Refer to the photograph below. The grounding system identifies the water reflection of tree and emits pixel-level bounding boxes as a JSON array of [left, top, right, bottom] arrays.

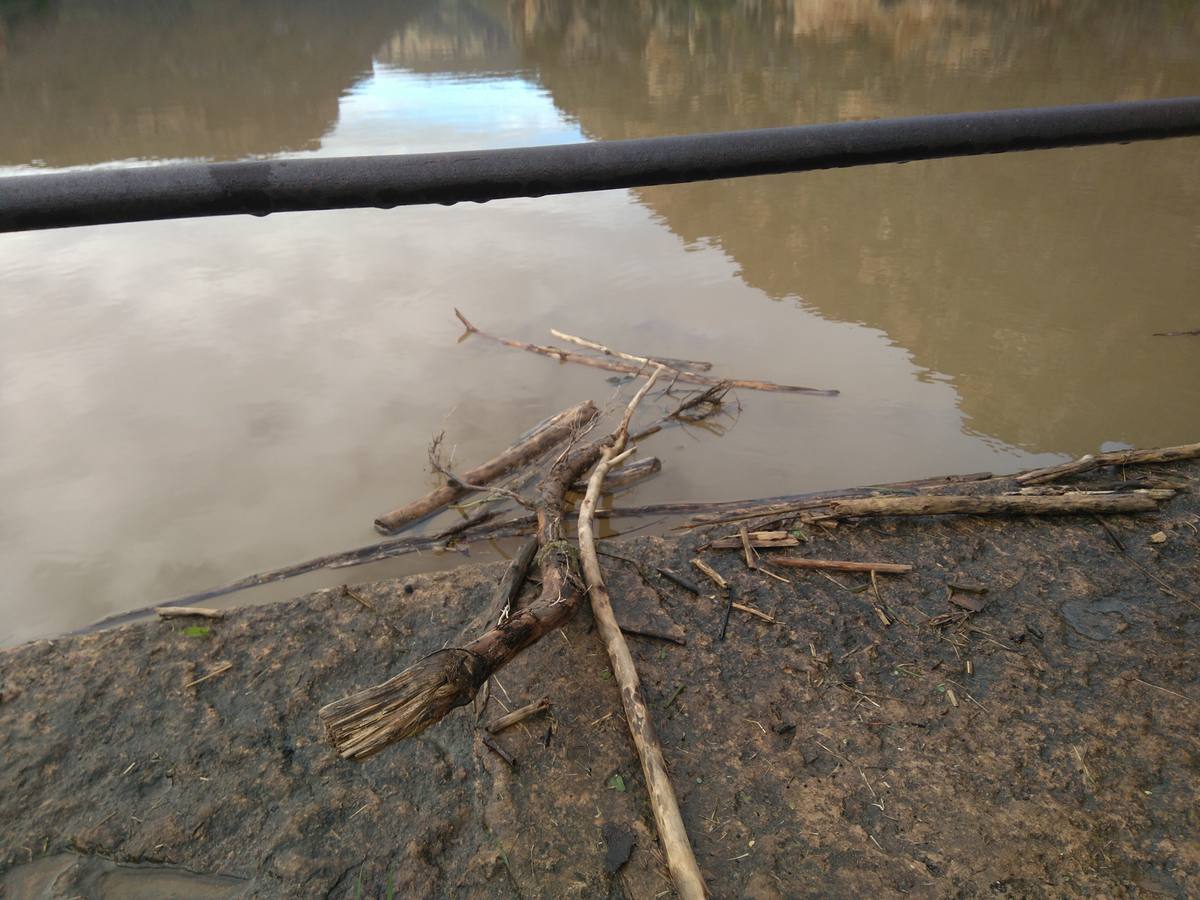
[[0, 0, 433, 165], [510, 0, 1200, 454]]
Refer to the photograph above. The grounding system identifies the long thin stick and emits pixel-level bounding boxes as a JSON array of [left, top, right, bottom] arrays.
[[770, 558, 913, 574], [807, 492, 1163, 521], [456, 309, 837, 396], [1015, 442, 1200, 485], [374, 400, 599, 533], [549, 328, 714, 371], [577, 367, 707, 900]]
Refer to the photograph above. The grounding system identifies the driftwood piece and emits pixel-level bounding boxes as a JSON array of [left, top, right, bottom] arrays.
[[485, 698, 551, 734], [577, 367, 708, 900], [549, 328, 714, 371], [807, 492, 1162, 522], [455, 309, 838, 396], [770, 558, 913, 575], [374, 400, 599, 534], [684, 471, 998, 528], [1014, 442, 1200, 486], [321, 380, 664, 760], [155, 606, 227, 619]]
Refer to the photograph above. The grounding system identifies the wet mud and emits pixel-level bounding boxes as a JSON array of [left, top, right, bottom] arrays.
[[2, 462, 1198, 898]]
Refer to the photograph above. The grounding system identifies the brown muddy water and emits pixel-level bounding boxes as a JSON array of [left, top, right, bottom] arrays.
[[1, 0, 1199, 645]]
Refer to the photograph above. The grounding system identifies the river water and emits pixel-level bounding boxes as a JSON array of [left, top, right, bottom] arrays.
[[2, 0, 1198, 644]]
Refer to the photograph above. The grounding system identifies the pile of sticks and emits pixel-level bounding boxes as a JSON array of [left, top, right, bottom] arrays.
[[149, 311, 1198, 898], [320, 365, 710, 897]]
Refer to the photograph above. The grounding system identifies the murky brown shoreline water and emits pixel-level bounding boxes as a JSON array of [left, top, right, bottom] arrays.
[[2, 0, 1199, 643]]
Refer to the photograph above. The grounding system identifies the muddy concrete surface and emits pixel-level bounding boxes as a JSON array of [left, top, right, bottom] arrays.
[[2, 462, 1198, 898]]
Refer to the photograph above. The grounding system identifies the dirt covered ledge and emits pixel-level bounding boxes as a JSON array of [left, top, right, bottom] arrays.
[[2, 464, 1199, 898]]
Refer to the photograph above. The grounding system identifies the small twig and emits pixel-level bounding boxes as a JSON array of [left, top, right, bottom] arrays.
[[480, 732, 516, 767], [1133, 677, 1193, 702], [185, 661, 233, 689], [731, 602, 776, 624], [718, 592, 735, 641], [485, 698, 551, 734], [656, 567, 702, 595]]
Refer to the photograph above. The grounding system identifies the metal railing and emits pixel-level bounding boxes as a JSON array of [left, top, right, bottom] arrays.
[[1, 97, 1199, 234]]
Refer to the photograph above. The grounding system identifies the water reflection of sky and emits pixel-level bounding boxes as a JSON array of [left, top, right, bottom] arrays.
[[320, 67, 586, 154]]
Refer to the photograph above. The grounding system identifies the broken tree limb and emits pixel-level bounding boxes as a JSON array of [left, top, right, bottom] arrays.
[[549, 328, 714, 372], [1014, 442, 1200, 485], [321, 377, 664, 759], [1153, 328, 1200, 337], [374, 400, 599, 534], [807, 492, 1162, 522], [455, 309, 838, 396], [770, 558, 913, 575], [576, 367, 707, 900]]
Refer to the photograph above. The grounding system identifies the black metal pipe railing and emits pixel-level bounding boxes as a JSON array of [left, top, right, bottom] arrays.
[[2, 97, 1199, 234]]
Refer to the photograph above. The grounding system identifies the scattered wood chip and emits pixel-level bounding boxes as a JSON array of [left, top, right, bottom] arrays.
[[1150, 531, 1167, 544], [691, 558, 729, 591]]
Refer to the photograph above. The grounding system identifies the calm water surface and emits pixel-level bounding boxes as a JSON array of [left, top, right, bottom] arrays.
[[2, 1, 1199, 643]]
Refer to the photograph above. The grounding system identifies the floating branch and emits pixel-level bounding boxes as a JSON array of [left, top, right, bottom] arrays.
[[549, 328, 713, 371], [375, 400, 599, 534], [455, 309, 837, 396]]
